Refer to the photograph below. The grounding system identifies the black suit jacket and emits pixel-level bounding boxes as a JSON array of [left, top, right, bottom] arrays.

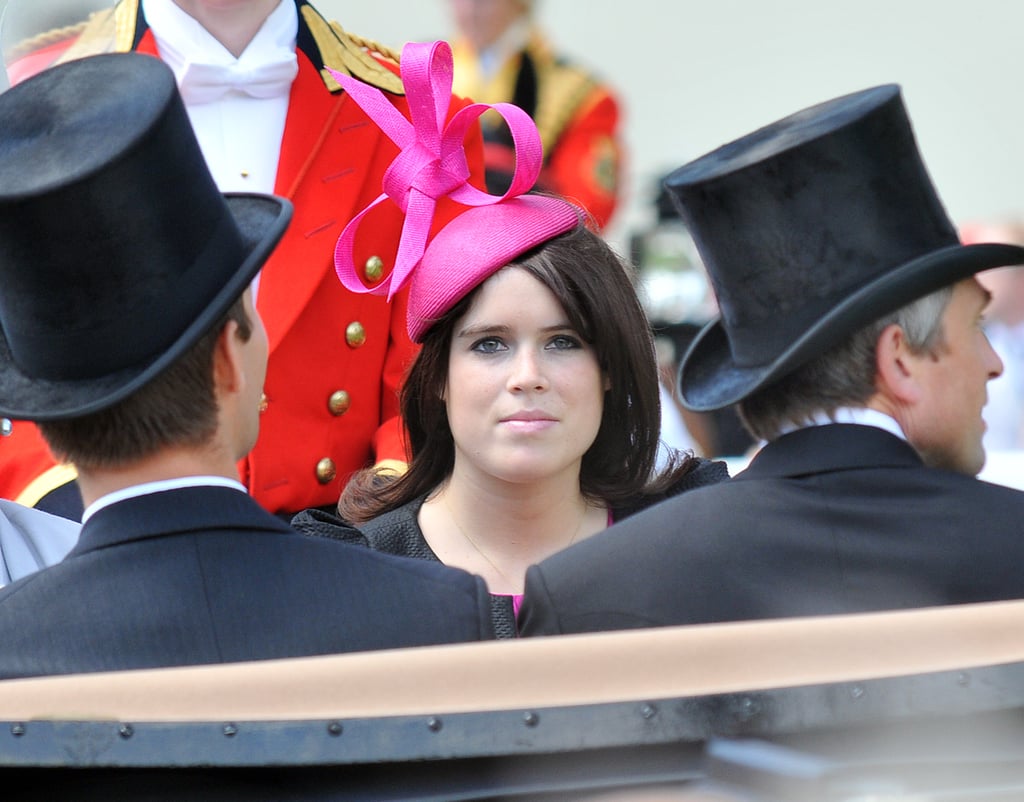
[[520, 424, 1024, 635], [0, 486, 493, 678]]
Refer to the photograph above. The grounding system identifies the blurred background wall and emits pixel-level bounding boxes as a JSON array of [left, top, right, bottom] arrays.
[[324, 0, 1023, 253]]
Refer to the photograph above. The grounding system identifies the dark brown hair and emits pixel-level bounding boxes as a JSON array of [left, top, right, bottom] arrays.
[[39, 298, 252, 469], [339, 222, 701, 522]]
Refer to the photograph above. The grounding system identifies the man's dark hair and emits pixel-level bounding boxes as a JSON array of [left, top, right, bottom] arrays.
[[40, 298, 252, 469]]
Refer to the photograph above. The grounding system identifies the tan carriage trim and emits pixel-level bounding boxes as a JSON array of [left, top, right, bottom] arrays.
[[2, 599, 1023, 721]]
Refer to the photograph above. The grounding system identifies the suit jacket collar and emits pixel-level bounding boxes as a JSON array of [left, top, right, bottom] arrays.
[[69, 485, 290, 557], [739, 424, 924, 481]]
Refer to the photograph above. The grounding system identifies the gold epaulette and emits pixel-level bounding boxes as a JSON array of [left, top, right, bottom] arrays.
[[38, 0, 137, 66], [58, 1, 136, 62], [301, 5, 404, 95], [7, 21, 83, 62]]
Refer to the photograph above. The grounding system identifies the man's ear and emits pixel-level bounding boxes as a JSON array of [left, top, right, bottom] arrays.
[[212, 320, 245, 396], [874, 323, 923, 405]]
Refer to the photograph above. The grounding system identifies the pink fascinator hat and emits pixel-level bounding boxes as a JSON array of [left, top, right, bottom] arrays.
[[331, 40, 581, 342]]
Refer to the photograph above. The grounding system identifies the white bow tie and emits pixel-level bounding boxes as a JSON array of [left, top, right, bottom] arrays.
[[178, 57, 298, 105]]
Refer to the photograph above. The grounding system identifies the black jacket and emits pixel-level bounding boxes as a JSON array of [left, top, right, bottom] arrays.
[[519, 425, 1024, 635], [0, 486, 493, 679]]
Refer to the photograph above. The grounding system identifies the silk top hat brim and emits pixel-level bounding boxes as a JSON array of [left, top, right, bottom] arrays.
[[665, 85, 1024, 412], [0, 53, 292, 421]]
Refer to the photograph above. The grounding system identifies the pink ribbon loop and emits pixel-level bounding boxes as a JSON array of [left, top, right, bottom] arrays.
[[331, 40, 545, 300]]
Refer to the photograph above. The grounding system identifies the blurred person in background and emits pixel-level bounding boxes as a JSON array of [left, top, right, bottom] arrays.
[[630, 174, 756, 460], [446, 0, 623, 229]]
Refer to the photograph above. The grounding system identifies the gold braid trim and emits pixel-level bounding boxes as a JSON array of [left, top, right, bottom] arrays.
[[343, 30, 401, 67], [14, 464, 78, 510], [373, 459, 408, 477], [10, 1, 136, 66], [8, 21, 87, 60], [54, 6, 123, 64], [113, 0, 139, 52], [301, 5, 404, 95]]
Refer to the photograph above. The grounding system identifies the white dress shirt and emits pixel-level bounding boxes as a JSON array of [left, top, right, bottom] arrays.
[[143, 0, 296, 193], [800, 407, 908, 441]]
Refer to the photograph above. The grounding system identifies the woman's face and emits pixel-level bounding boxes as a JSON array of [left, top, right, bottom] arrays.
[[448, 0, 528, 52], [444, 267, 606, 487]]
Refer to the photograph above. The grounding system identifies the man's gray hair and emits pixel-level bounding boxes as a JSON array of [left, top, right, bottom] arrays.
[[738, 285, 954, 441]]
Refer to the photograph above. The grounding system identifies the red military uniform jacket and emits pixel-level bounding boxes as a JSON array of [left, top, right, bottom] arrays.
[[0, 0, 482, 516], [450, 28, 622, 230]]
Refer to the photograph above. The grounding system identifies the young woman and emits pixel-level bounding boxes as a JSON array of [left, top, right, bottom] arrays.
[[292, 41, 727, 636]]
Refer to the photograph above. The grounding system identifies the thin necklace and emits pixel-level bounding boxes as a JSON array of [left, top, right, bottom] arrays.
[[444, 496, 586, 585]]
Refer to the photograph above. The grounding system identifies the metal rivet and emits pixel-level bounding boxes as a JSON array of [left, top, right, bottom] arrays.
[[118, 724, 134, 739], [957, 672, 971, 687], [641, 703, 658, 720], [850, 684, 865, 700], [327, 722, 343, 737], [10, 723, 25, 737], [0, 418, 11, 437], [523, 711, 540, 727], [345, 321, 367, 348], [223, 724, 238, 738], [427, 717, 442, 733], [735, 697, 758, 721], [364, 255, 384, 283]]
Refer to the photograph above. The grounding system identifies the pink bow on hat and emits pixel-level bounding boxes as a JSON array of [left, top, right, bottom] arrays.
[[331, 40, 547, 301]]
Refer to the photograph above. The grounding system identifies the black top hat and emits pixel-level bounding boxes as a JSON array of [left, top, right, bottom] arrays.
[[665, 84, 1024, 412], [0, 53, 292, 420]]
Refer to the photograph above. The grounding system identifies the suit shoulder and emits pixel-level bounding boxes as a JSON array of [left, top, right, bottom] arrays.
[[351, 540, 478, 587], [308, 536, 492, 636], [960, 473, 1024, 503]]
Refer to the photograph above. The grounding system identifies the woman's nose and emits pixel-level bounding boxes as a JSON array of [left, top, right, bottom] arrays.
[[507, 348, 548, 392]]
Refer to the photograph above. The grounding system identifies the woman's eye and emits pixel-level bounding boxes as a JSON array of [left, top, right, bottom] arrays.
[[471, 337, 506, 354], [548, 334, 581, 350]]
